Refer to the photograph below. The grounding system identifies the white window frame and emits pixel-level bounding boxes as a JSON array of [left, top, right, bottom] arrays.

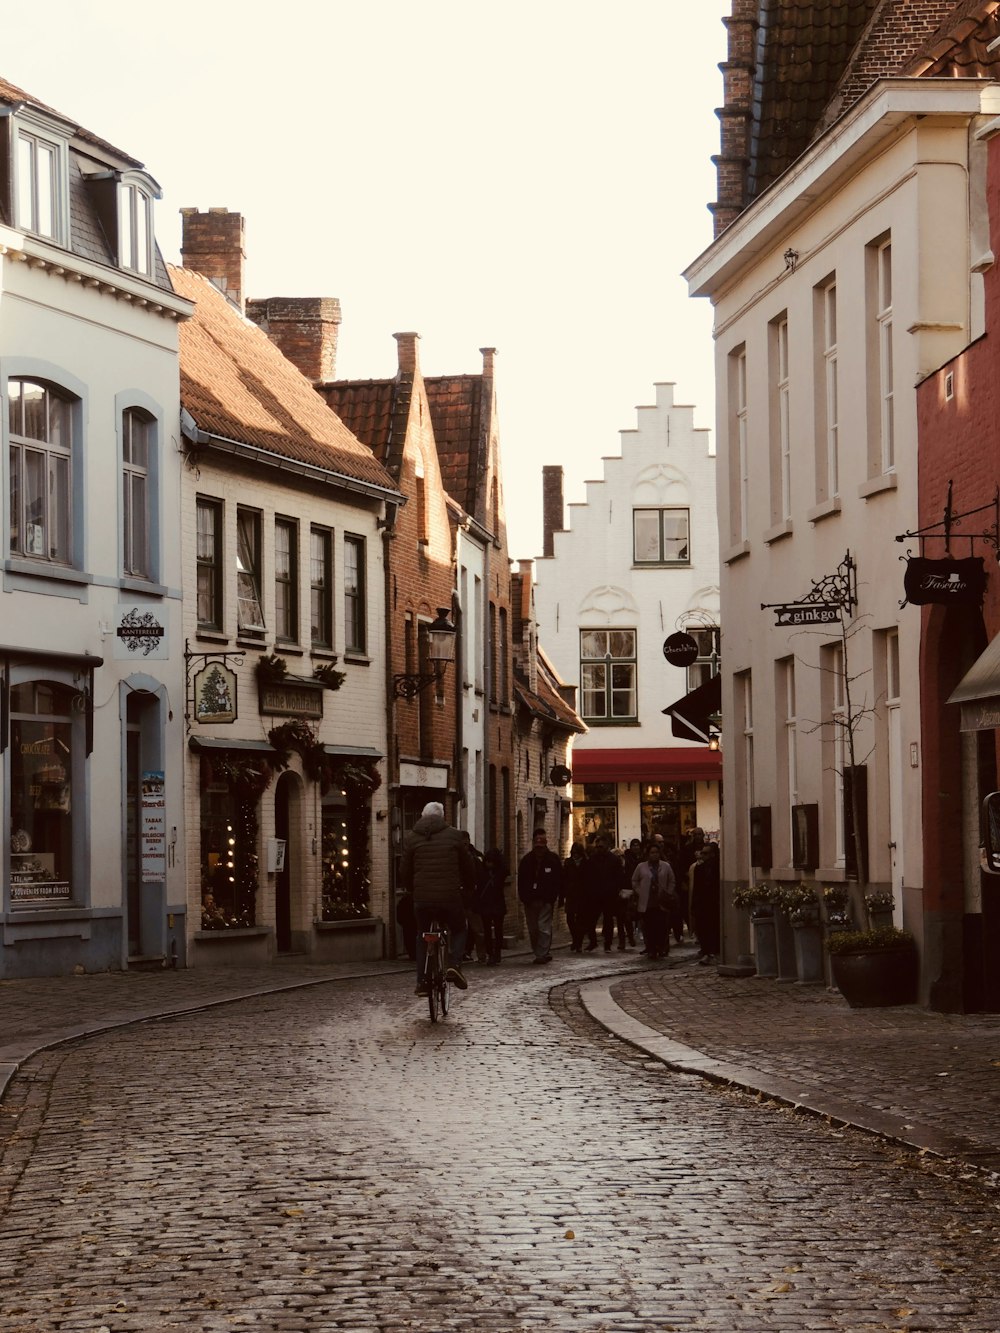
[[13, 119, 68, 244], [122, 407, 151, 580], [196, 497, 223, 631], [777, 317, 791, 521], [877, 240, 894, 474], [236, 507, 266, 637], [737, 348, 749, 542], [118, 176, 155, 277], [8, 378, 73, 566], [344, 533, 367, 654], [823, 281, 839, 499]]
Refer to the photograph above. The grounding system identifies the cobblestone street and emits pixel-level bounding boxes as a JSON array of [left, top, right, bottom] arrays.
[[2, 962, 1000, 1331]]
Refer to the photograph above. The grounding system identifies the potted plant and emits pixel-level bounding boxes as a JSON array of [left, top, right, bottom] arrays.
[[865, 890, 895, 930], [256, 652, 288, 686], [733, 882, 778, 978], [313, 661, 347, 691], [778, 883, 823, 984], [826, 926, 918, 1007], [822, 883, 853, 933]]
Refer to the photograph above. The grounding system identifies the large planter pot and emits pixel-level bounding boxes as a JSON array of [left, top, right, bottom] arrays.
[[751, 911, 778, 979], [830, 944, 918, 1008], [774, 910, 798, 983], [791, 918, 824, 985]]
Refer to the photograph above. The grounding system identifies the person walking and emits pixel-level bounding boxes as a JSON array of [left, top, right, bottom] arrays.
[[400, 801, 476, 995], [632, 841, 677, 961], [480, 847, 508, 965], [690, 840, 722, 964], [517, 828, 561, 964], [562, 841, 591, 952], [583, 833, 628, 951]]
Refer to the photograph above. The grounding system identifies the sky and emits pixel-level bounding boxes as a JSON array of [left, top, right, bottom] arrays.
[[4, 0, 729, 560]]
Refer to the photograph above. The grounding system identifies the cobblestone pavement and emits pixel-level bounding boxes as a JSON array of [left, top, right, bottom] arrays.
[[597, 962, 1000, 1178], [2, 957, 1000, 1330]]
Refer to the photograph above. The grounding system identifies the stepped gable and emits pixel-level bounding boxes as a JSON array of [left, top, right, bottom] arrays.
[[170, 265, 397, 493], [424, 374, 485, 521]]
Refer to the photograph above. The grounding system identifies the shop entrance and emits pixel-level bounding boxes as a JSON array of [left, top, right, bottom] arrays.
[[640, 782, 697, 851]]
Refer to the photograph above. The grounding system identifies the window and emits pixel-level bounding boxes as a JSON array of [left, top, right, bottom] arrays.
[[572, 782, 618, 850], [118, 179, 154, 276], [344, 534, 366, 653], [122, 409, 151, 578], [274, 517, 298, 643], [876, 240, 894, 473], [770, 314, 791, 523], [686, 625, 720, 692], [9, 681, 78, 906], [236, 508, 265, 636], [15, 126, 64, 241], [580, 629, 637, 722], [633, 508, 690, 564], [829, 642, 847, 866], [310, 526, 333, 649], [817, 279, 839, 500], [9, 379, 72, 564], [729, 346, 749, 544], [498, 607, 509, 706], [781, 658, 798, 855], [196, 498, 223, 631]]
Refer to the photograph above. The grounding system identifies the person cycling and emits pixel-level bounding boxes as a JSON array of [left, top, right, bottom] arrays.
[[400, 801, 476, 996]]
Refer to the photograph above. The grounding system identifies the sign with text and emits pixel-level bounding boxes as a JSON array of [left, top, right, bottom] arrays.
[[114, 604, 168, 659], [141, 771, 166, 883], [258, 681, 324, 719], [903, 556, 986, 607], [773, 603, 841, 627]]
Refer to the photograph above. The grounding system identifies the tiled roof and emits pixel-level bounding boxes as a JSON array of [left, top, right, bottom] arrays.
[[0, 74, 143, 167], [320, 379, 397, 459], [170, 266, 399, 495], [739, 2, 1000, 206], [514, 650, 585, 735], [424, 375, 485, 519]]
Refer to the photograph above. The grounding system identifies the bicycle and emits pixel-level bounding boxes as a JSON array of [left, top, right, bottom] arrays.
[[422, 920, 451, 1022]]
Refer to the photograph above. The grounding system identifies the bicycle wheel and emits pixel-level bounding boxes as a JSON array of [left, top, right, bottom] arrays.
[[427, 974, 439, 1022], [439, 972, 450, 1017], [426, 944, 440, 1022]]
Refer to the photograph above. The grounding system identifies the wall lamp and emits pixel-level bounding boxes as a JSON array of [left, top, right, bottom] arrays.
[[392, 608, 457, 699], [708, 728, 722, 753]]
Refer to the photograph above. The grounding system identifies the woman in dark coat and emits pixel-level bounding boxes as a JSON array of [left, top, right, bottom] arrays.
[[562, 841, 592, 952], [690, 842, 721, 963]]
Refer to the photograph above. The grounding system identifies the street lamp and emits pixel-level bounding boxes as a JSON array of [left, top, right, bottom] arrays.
[[392, 608, 457, 699]]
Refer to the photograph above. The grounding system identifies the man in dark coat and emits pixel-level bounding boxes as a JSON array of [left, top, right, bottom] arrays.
[[583, 833, 628, 951], [400, 801, 476, 994], [517, 827, 561, 963]]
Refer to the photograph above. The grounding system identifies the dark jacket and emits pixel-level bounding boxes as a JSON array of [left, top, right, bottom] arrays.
[[477, 850, 508, 917], [582, 848, 625, 908], [517, 847, 562, 904], [400, 814, 476, 911]]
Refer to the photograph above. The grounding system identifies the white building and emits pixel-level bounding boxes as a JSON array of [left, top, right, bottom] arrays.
[[0, 75, 190, 976], [685, 58, 999, 988], [532, 382, 720, 853]]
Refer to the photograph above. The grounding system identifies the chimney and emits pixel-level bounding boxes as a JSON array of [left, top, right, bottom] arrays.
[[394, 331, 421, 376], [180, 208, 246, 313], [542, 465, 564, 558], [246, 297, 342, 384]]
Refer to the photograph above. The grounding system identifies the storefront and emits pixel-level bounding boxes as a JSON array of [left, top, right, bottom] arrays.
[[570, 747, 722, 852]]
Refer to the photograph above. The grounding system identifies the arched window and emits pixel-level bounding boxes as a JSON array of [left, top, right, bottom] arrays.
[[8, 379, 73, 564]]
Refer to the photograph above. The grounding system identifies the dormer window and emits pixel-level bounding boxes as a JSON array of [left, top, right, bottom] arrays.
[[118, 177, 154, 276], [14, 123, 67, 243]]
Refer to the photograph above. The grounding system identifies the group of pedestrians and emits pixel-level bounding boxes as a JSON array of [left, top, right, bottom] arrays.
[[397, 801, 722, 995]]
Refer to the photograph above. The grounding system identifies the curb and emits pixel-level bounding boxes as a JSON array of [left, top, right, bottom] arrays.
[[578, 976, 1000, 1181]]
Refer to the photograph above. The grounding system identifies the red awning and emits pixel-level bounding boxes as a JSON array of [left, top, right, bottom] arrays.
[[570, 747, 722, 784]]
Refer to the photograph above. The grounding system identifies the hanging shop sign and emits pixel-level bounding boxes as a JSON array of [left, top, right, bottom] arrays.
[[193, 663, 238, 724], [114, 604, 168, 660], [258, 679, 324, 720], [762, 551, 858, 629], [662, 632, 699, 667], [902, 556, 985, 607]]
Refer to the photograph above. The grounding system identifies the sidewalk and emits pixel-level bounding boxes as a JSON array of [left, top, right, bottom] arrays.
[[585, 956, 1000, 1178], [3, 949, 1000, 1180]]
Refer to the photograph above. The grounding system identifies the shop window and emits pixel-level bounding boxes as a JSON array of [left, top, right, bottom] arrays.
[[640, 781, 696, 849], [321, 766, 376, 920], [571, 782, 618, 849], [199, 754, 271, 928], [9, 681, 78, 906]]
